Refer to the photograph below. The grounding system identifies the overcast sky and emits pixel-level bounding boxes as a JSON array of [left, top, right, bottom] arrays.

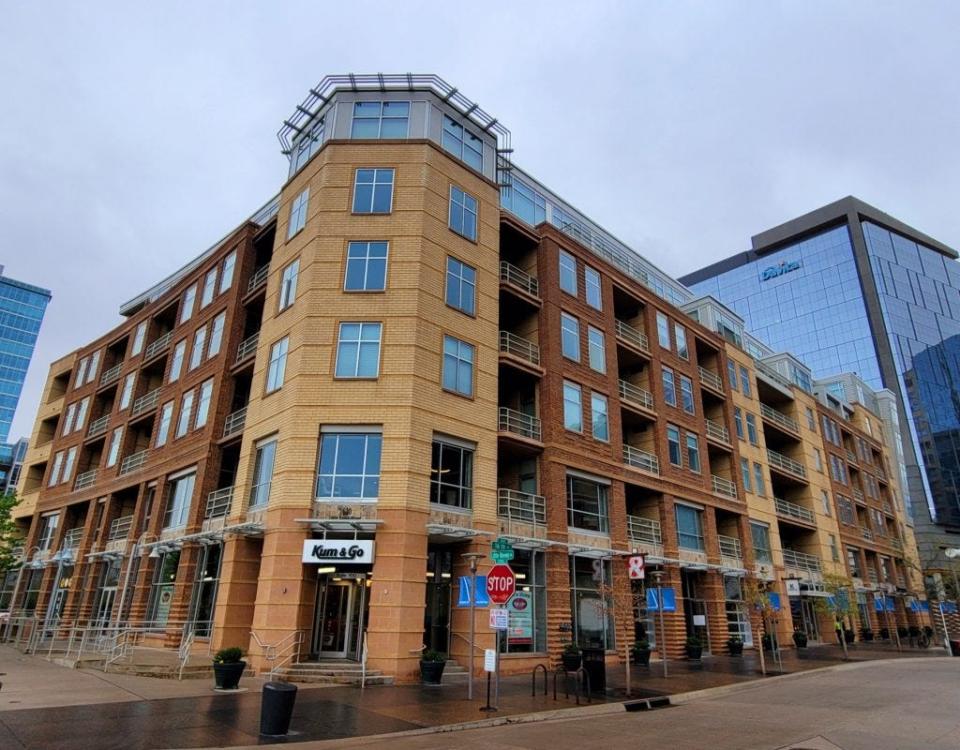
[[2, 1, 959, 439]]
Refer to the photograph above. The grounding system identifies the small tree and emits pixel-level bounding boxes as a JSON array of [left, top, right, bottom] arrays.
[[0, 493, 23, 574], [815, 573, 854, 660], [593, 575, 646, 696], [743, 578, 778, 676]]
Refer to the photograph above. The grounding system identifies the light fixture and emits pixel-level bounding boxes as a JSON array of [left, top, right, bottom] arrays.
[[441, 572, 451, 579], [426, 571, 435, 578], [514, 573, 527, 581], [316, 566, 336, 574]]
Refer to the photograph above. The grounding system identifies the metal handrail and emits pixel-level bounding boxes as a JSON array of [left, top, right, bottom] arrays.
[[853, 489, 865, 503], [626, 515, 661, 545], [774, 497, 815, 524], [235, 333, 259, 364], [247, 264, 270, 293], [499, 331, 540, 366], [499, 261, 539, 297], [705, 418, 730, 443], [497, 488, 546, 524], [622, 444, 659, 475], [718, 534, 742, 560], [698, 366, 723, 391], [74, 468, 98, 490], [250, 629, 304, 679], [99, 363, 122, 387], [223, 407, 247, 438], [87, 414, 110, 437], [767, 448, 807, 479], [498, 407, 541, 441], [711, 475, 737, 499], [618, 379, 654, 411], [205, 487, 234, 519], [119, 449, 148, 476], [861, 526, 874, 541], [132, 388, 160, 417], [144, 331, 172, 359], [108, 515, 134, 541], [846, 449, 857, 463], [614, 319, 650, 353], [782, 548, 822, 573], [759, 403, 800, 433]]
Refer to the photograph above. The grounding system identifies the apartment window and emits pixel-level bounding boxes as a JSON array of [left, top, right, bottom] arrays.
[[335, 323, 382, 378], [805, 407, 816, 431], [74, 397, 89, 432], [442, 336, 475, 397], [279, 259, 300, 310], [751, 522, 772, 564], [351, 100, 409, 138], [686, 434, 701, 472], [847, 548, 862, 579], [679, 375, 695, 414], [156, 402, 174, 447], [753, 463, 766, 497], [180, 284, 197, 324], [131, 322, 147, 356], [559, 250, 577, 295], [591, 393, 609, 442], [61, 447, 77, 484], [430, 439, 474, 509], [727, 360, 738, 391], [675, 504, 704, 551], [740, 457, 752, 492], [445, 257, 476, 315], [837, 496, 855, 525], [667, 425, 682, 466], [734, 407, 744, 439], [169, 340, 186, 382], [563, 381, 582, 432], [175, 390, 194, 439], [119, 372, 136, 410], [86, 351, 100, 384], [584, 266, 602, 310], [288, 188, 309, 238], [195, 379, 213, 429], [813, 448, 823, 472], [48, 451, 64, 487], [560, 313, 580, 361], [441, 115, 483, 171], [829, 534, 840, 562], [656, 312, 670, 349], [266, 337, 289, 392], [449, 186, 478, 242], [344, 242, 388, 291], [662, 367, 677, 407], [189, 326, 207, 370], [352, 168, 394, 214], [106, 427, 123, 467], [200, 268, 217, 308], [208, 312, 225, 358], [219, 250, 236, 293], [163, 472, 195, 530], [675, 325, 688, 359], [587, 327, 605, 373], [746, 413, 758, 445], [249, 438, 277, 508], [567, 475, 609, 533], [74, 358, 88, 389], [316, 432, 383, 501], [739, 366, 752, 396], [292, 121, 322, 174], [36, 513, 59, 552], [62, 403, 76, 436]]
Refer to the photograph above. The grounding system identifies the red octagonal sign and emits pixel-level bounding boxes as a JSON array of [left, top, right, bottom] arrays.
[[486, 564, 516, 605]]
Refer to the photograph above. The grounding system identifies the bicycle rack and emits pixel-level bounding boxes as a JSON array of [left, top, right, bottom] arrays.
[[531, 663, 548, 696], [553, 666, 591, 705]]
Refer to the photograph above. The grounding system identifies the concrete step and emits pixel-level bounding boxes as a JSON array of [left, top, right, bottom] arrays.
[[275, 673, 394, 686], [277, 660, 393, 686]]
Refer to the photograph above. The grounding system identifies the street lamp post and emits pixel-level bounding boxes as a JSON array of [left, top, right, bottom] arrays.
[[461, 552, 483, 701], [651, 569, 667, 678]]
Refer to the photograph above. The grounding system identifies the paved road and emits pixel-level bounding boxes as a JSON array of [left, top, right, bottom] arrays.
[[263, 658, 960, 750]]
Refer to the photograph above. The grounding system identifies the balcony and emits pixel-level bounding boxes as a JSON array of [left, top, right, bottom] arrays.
[[222, 407, 247, 439], [705, 418, 730, 444], [698, 366, 723, 393], [718, 534, 743, 566], [860, 526, 874, 541], [711, 475, 737, 500], [499, 261, 539, 299], [87, 414, 110, 438], [74, 468, 98, 491], [853, 488, 865, 504], [759, 403, 800, 435], [144, 331, 172, 360], [60, 527, 84, 555], [767, 448, 807, 480], [108, 514, 133, 542], [119, 449, 148, 476], [247, 264, 270, 293], [627, 515, 663, 557], [497, 488, 546, 526], [132, 388, 161, 417], [614, 319, 650, 355], [498, 407, 541, 442], [618, 379, 655, 413], [499, 331, 540, 368], [846, 449, 857, 464], [203, 487, 234, 532], [99, 363, 122, 387], [775, 497, 815, 525], [891, 538, 903, 551], [622, 445, 659, 475], [782, 548, 822, 575], [235, 332, 259, 365]]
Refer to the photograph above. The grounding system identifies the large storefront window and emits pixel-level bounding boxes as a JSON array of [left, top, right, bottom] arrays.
[[20, 568, 44, 612], [188, 543, 222, 637], [146, 550, 181, 627], [569, 556, 615, 650], [499, 549, 546, 654], [0, 570, 18, 610]]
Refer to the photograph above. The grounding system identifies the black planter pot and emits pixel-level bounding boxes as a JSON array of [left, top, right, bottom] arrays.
[[419, 660, 446, 685], [561, 653, 581, 671], [879, 627, 890, 640], [792, 634, 808, 649], [632, 648, 652, 666], [213, 661, 246, 690], [686, 645, 703, 660], [862, 631, 874, 642], [727, 641, 744, 656], [844, 630, 855, 644]]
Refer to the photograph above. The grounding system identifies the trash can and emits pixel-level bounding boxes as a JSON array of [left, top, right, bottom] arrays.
[[580, 647, 606, 694], [260, 681, 298, 736], [950, 640, 960, 657]]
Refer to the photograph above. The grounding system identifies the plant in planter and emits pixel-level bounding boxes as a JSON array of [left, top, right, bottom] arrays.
[[726, 636, 743, 656], [419, 649, 447, 684], [761, 633, 774, 652], [861, 629, 874, 642], [685, 635, 703, 660], [879, 627, 890, 640], [212, 647, 246, 690], [792, 630, 808, 649], [897, 626, 909, 639], [843, 629, 855, 644], [631, 639, 652, 666], [561, 642, 582, 671]]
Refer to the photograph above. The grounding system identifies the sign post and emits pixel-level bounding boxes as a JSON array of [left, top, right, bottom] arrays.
[[461, 552, 484, 701], [484, 556, 514, 712]]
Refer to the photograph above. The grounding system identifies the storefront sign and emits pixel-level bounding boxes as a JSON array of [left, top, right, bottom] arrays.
[[507, 591, 533, 645], [785, 579, 801, 596], [302, 539, 375, 565], [484, 648, 496, 672], [761, 260, 801, 281], [627, 555, 645, 580]]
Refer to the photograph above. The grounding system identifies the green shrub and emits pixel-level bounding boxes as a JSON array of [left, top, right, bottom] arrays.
[[213, 647, 243, 664]]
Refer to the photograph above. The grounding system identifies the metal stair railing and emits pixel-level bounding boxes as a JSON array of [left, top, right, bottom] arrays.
[[250, 629, 304, 679]]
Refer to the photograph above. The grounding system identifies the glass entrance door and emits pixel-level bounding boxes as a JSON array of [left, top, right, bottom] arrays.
[[424, 547, 452, 653], [93, 588, 117, 628], [682, 570, 711, 652], [313, 580, 354, 658], [801, 598, 821, 642]]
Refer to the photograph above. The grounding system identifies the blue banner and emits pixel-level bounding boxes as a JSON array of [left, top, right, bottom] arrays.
[[457, 575, 489, 607], [646, 587, 676, 612], [941, 601, 958, 615], [767, 592, 781, 612], [874, 596, 895, 613]]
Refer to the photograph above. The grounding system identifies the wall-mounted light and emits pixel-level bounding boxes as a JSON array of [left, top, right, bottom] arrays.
[[316, 566, 336, 574]]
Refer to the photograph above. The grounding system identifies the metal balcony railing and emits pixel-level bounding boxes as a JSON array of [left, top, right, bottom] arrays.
[[235, 332, 260, 364], [144, 331, 172, 359], [767, 448, 807, 479], [61, 527, 84, 552], [861, 526, 874, 541], [846, 449, 857, 463], [891, 538, 903, 551], [755, 360, 795, 392], [718, 534, 742, 561], [698, 366, 723, 391], [87, 414, 110, 438], [759, 403, 800, 434], [499, 261, 539, 298], [853, 489, 865, 504], [498, 407, 541, 441], [627, 515, 662, 546], [119, 449, 148, 476], [622, 444, 659, 475], [618, 379, 654, 411], [99, 363, 122, 387], [499, 331, 540, 366], [614, 319, 650, 354], [223, 407, 247, 438], [108, 514, 134, 542], [705, 418, 730, 443], [206, 487, 234, 519], [74, 468, 98, 491], [782, 548, 822, 574], [247, 264, 270, 293], [711, 475, 737, 499], [775, 497, 815, 524], [497, 488, 546, 525], [132, 388, 160, 417]]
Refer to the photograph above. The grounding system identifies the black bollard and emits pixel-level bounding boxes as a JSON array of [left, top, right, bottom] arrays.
[[260, 681, 297, 736]]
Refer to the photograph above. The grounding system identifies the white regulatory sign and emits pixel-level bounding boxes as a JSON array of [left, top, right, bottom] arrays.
[[489, 607, 509, 630], [484, 648, 496, 672]]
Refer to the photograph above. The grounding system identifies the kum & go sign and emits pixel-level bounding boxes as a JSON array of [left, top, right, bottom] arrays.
[[302, 539, 375, 565]]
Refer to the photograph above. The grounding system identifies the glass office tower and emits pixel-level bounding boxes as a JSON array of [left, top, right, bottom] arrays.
[[681, 197, 960, 568]]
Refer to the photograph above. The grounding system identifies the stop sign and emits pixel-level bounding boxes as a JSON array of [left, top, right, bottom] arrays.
[[486, 564, 516, 604]]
